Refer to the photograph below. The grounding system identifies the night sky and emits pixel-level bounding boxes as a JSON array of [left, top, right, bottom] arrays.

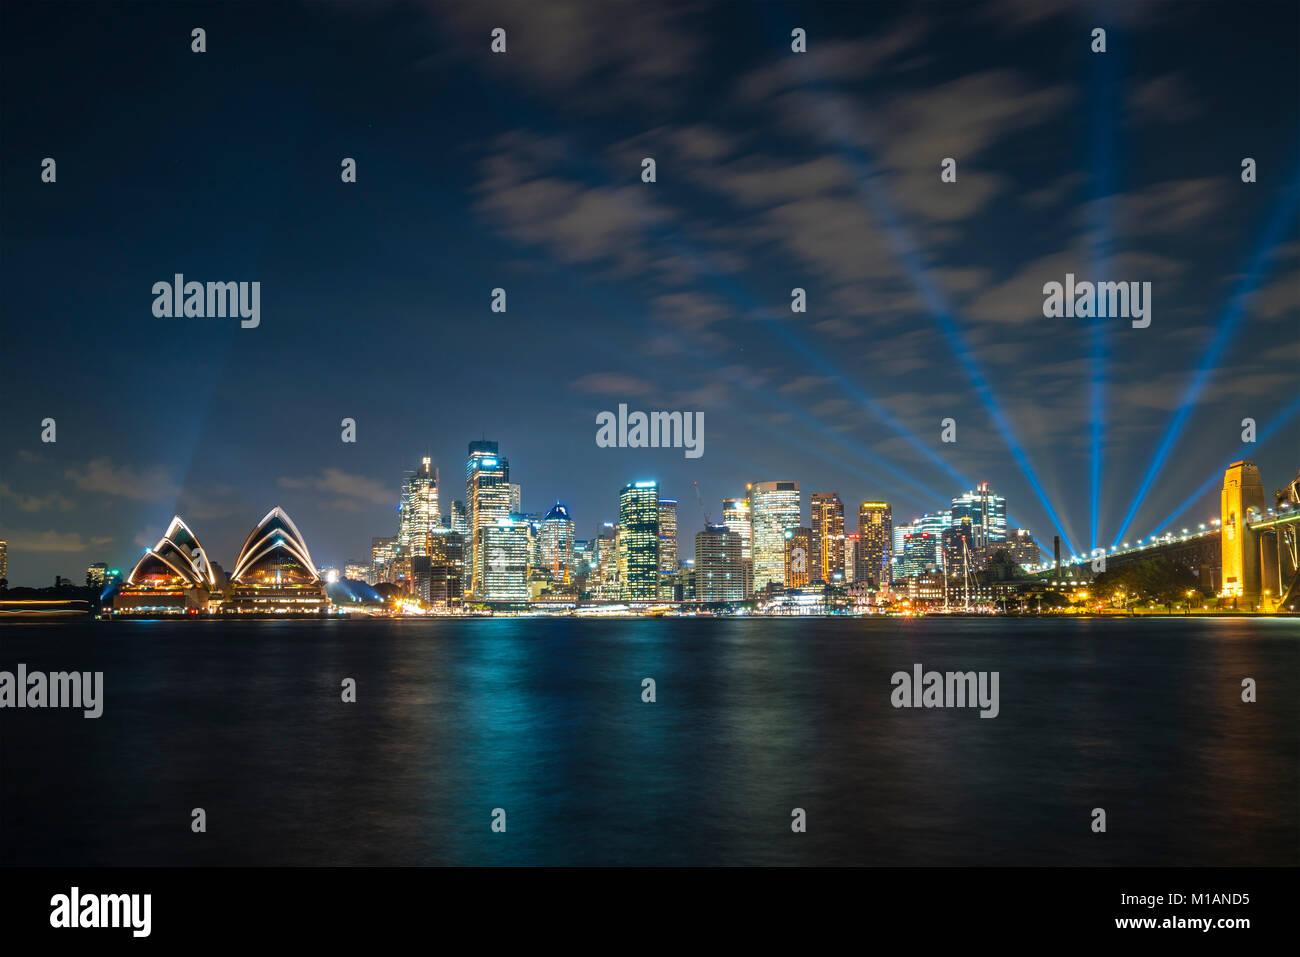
[[1, 0, 1297, 585]]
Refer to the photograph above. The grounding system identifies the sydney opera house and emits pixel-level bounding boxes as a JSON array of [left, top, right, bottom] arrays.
[[114, 507, 327, 616]]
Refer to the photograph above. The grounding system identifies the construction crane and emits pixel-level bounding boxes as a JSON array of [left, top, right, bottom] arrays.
[[692, 481, 712, 527]]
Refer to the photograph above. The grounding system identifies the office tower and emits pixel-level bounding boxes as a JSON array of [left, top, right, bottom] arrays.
[[750, 481, 801, 590], [399, 456, 438, 556], [466, 441, 511, 598], [843, 533, 858, 583], [410, 555, 432, 602], [784, 526, 814, 588], [810, 492, 845, 584], [482, 518, 529, 601], [943, 521, 977, 575], [695, 525, 744, 602], [428, 529, 464, 605], [950, 482, 1007, 559], [450, 500, 469, 536], [539, 504, 575, 581], [86, 562, 108, 588], [657, 499, 678, 573], [857, 502, 892, 586], [1007, 528, 1038, 566], [344, 561, 369, 583], [510, 483, 522, 515], [915, 511, 951, 566], [899, 532, 938, 578], [0, 539, 6, 582], [596, 523, 619, 599], [370, 536, 398, 585], [658, 498, 678, 598], [619, 481, 660, 600], [722, 495, 753, 596]]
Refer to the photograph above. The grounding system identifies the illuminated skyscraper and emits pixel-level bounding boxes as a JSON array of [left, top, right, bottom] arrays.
[[483, 517, 529, 602], [810, 492, 845, 584], [915, 511, 951, 566], [750, 481, 800, 590], [899, 532, 938, 578], [595, 522, 619, 599], [658, 498, 678, 598], [950, 483, 1007, 558], [371, 536, 398, 584], [843, 533, 859, 583], [465, 441, 511, 598], [619, 481, 660, 601], [86, 562, 108, 588], [784, 526, 814, 588], [539, 503, 575, 581], [509, 483, 523, 515], [399, 456, 438, 556], [428, 529, 464, 605], [695, 525, 744, 602], [857, 502, 892, 586], [450, 500, 469, 536], [722, 496, 753, 596]]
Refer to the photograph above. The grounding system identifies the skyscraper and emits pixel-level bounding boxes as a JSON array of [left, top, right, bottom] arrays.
[[950, 482, 1007, 560], [915, 511, 951, 566], [465, 440, 511, 598], [857, 502, 892, 586], [784, 526, 814, 588], [750, 481, 800, 590], [722, 496, 753, 596], [482, 517, 529, 602], [539, 504, 575, 581], [695, 525, 744, 602], [595, 522, 619, 599], [899, 532, 938, 578], [810, 492, 845, 584], [619, 481, 660, 601], [399, 456, 438, 556], [658, 498, 678, 598], [370, 536, 398, 585], [450, 500, 469, 536], [843, 532, 858, 583]]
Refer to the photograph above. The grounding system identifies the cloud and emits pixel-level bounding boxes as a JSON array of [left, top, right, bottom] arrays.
[[569, 373, 657, 396], [278, 468, 391, 505], [0, 481, 75, 512], [4, 530, 113, 553], [66, 459, 179, 501]]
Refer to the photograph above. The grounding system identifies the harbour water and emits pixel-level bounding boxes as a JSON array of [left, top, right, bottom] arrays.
[[1, 616, 1295, 866]]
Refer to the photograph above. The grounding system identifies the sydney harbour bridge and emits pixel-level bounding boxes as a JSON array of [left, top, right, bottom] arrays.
[[1060, 461, 1300, 613]]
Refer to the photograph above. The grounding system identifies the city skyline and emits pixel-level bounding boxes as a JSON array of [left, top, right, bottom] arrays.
[[1, 1, 1297, 586]]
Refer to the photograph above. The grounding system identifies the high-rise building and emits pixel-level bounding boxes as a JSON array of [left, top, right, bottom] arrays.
[[539, 504, 575, 581], [899, 532, 938, 578], [857, 502, 892, 586], [784, 526, 814, 588], [915, 512, 951, 566], [658, 498, 678, 598], [344, 561, 369, 583], [399, 456, 438, 556], [695, 525, 744, 602], [722, 496, 753, 596], [619, 481, 660, 600], [482, 518, 529, 602], [450, 500, 469, 536], [0, 539, 6, 583], [810, 492, 845, 584], [943, 521, 977, 575], [370, 536, 398, 585], [428, 529, 465, 605], [950, 483, 1007, 559], [465, 441, 511, 598], [843, 533, 859, 583], [509, 483, 522, 515], [1007, 528, 1038, 566], [595, 522, 619, 599], [86, 562, 108, 588], [750, 481, 801, 590]]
